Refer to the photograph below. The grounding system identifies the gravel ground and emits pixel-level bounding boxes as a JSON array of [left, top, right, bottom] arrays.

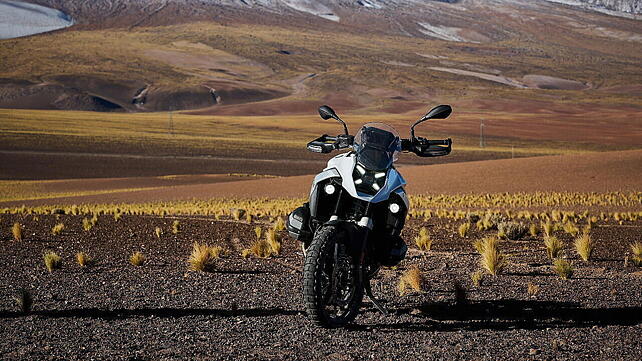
[[1, 214, 641, 360]]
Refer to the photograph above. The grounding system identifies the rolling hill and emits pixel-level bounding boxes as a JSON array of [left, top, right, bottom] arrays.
[[0, 0, 640, 115]]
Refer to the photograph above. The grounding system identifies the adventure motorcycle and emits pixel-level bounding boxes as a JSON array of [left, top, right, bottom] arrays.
[[286, 104, 453, 328]]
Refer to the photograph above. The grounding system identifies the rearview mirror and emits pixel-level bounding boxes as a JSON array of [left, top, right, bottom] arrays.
[[422, 104, 452, 121], [318, 105, 336, 120], [411, 104, 452, 139], [318, 105, 348, 135]]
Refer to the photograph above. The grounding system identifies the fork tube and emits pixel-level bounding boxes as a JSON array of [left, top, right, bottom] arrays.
[[331, 188, 343, 218], [359, 203, 371, 265]]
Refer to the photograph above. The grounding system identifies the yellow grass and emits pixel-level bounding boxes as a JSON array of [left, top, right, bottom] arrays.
[[188, 242, 222, 272], [43, 252, 62, 272], [399, 266, 424, 295], [273, 217, 286, 231], [415, 227, 433, 251], [574, 232, 594, 261], [479, 237, 507, 276], [631, 242, 642, 267], [76, 252, 91, 267], [542, 221, 554, 237], [552, 258, 573, 280], [527, 283, 540, 296], [0, 179, 162, 203], [12, 222, 22, 241], [470, 270, 484, 287], [458, 222, 471, 237], [51, 223, 65, 235], [130, 252, 146, 266], [544, 236, 564, 260], [82, 217, 93, 231], [244, 239, 273, 258], [265, 229, 281, 255]]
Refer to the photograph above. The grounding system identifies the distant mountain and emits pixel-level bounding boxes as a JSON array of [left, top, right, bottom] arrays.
[[24, 0, 642, 26], [0, 0, 73, 39], [543, 0, 641, 16], [3, 0, 639, 113]]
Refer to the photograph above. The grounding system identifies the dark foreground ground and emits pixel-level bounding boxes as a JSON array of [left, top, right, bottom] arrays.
[[1, 214, 641, 360]]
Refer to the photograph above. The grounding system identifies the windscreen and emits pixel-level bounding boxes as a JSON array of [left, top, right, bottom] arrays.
[[353, 123, 401, 170]]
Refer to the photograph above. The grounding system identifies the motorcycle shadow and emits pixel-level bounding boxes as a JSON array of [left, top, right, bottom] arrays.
[[350, 299, 642, 332]]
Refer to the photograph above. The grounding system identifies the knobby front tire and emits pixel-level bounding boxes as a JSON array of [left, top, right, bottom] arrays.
[[302, 225, 363, 328]]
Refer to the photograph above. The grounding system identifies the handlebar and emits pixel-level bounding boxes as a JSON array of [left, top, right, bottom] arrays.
[[306, 134, 354, 153], [403, 137, 452, 157], [307, 134, 452, 157]]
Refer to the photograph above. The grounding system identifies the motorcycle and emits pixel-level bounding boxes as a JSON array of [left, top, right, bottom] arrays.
[[286, 104, 453, 328]]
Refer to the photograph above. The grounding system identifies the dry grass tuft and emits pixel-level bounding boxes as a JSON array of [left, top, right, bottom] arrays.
[[563, 222, 580, 237], [479, 237, 506, 276], [82, 215, 98, 231], [544, 236, 564, 259], [188, 242, 222, 272], [552, 258, 573, 280], [472, 239, 485, 254], [470, 270, 484, 287], [76, 252, 92, 267], [243, 230, 280, 258], [230, 208, 245, 221], [498, 221, 528, 240], [244, 239, 273, 258], [82, 217, 93, 231], [631, 242, 642, 267], [542, 221, 554, 238], [15, 289, 33, 314], [529, 223, 539, 237], [130, 251, 146, 266], [415, 227, 433, 251], [171, 220, 180, 234], [273, 217, 286, 231], [527, 283, 540, 296], [51, 223, 65, 235], [398, 266, 424, 295], [155, 227, 162, 239], [254, 226, 262, 240], [574, 231, 594, 261], [12, 222, 22, 241], [458, 222, 471, 237], [43, 252, 62, 272], [265, 229, 281, 255], [114, 212, 122, 222]]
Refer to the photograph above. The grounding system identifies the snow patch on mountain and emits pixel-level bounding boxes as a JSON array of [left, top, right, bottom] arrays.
[[0, 0, 74, 39], [281, 0, 339, 21], [417, 22, 472, 42], [357, 0, 383, 9], [542, 0, 641, 18]]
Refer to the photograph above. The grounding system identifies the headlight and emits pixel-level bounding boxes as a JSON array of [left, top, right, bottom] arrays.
[[324, 184, 336, 195], [389, 203, 400, 214], [353, 163, 387, 195]]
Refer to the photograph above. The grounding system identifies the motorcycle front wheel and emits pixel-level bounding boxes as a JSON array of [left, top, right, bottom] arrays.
[[303, 225, 364, 328]]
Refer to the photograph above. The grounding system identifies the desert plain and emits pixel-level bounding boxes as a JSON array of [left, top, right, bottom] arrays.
[[1, 0, 642, 359]]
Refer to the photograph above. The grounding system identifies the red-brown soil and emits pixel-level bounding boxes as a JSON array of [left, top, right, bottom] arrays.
[[4, 150, 641, 207], [0, 147, 522, 181], [0, 213, 640, 359]]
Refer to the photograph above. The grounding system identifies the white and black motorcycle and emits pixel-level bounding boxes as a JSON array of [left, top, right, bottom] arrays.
[[287, 104, 453, 328]]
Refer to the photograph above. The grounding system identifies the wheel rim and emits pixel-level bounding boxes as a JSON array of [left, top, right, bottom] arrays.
[[317, 239, 359, 322]]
